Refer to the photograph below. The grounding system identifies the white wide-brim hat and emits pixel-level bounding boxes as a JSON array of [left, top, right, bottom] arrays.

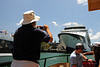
[[18, 10, 40, 25]]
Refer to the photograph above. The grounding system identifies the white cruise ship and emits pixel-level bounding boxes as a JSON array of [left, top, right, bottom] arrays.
[[58, 25, 91, 52]]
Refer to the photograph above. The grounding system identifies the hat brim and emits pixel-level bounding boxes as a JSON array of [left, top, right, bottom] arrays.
[[17, 16, 40, 25]]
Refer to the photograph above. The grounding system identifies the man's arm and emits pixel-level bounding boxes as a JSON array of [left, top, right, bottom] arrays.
[[83, 51, 94, 55], [82, 54, 93, 62], [43, 25, 53, 42]]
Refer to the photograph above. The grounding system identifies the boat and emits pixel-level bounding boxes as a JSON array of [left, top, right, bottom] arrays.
[[0, 30, 13, 67], [0, 28, 95, 67], [58, 25, 91, 52], [0, 30, 13, 53]]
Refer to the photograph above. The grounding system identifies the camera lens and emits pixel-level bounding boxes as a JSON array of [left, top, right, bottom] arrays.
[[40, 27, 43, 29]]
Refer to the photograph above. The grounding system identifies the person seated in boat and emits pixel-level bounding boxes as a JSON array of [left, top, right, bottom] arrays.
[[83, 42, 100, 67], [70, 43, 93, 67], [11, 10, 53, 67]]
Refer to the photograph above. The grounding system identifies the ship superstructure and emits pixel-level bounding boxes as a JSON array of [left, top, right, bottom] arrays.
[[58, 25, 91, 52]]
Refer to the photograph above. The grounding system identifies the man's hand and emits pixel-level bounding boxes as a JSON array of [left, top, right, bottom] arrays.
[[43, 25, 49, 30], [88, 59, 93, 62]]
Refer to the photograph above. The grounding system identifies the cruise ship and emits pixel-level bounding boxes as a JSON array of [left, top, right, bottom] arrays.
[[58, 25, 91, 52]]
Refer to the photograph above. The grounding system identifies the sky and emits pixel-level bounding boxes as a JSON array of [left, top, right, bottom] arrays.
[[0, 0, 100, 44]]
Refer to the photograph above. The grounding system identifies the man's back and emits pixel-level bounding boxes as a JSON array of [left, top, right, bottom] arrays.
[[13, 24, 50, 63]]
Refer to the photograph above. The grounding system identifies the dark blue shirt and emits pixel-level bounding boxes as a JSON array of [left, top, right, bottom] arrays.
[[13, 24, 50, 63]]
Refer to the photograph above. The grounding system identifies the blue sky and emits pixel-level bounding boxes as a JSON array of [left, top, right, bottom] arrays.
[[0, 0, 100, 44]]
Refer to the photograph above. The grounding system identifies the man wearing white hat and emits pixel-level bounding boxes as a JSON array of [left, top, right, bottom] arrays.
[[11, 10, 53, 67]]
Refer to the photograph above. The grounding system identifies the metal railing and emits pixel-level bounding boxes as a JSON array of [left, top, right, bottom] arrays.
[[40, 54, 70, 67], [0, 62, 11, 67], [0, 54, 70, 67]]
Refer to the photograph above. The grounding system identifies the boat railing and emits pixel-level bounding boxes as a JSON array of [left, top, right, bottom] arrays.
[[0, 54, 96, 67], [39, 54, 70, 67], [0, 62, 11, 67], [0, 54, 70, 67]]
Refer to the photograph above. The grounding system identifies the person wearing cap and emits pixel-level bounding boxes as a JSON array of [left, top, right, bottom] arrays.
[[93, 42, 100, 67], [11, 10, 53, 67], [83, 42, 100, 67], [70, 43, 93, 67]]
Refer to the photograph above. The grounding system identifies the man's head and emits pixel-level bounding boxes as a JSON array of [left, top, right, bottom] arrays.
[[76, 43, 84, 50], [75, 43, 84, 53], [18, 10, 40, 25]]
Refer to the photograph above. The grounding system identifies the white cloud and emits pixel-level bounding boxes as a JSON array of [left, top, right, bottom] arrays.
[[77, 0, 88, 5], [52, 21, 58, 27], [89, 29, 100, 40], [90, 32, 100, 39], [62, 22, 80, 26], [89, 28, 93, 33]]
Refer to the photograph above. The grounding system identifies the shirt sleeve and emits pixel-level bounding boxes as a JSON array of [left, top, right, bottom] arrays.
[[70, 56, 78, 65], [42, 33, 50, 43], [35, 29, 50, 43]]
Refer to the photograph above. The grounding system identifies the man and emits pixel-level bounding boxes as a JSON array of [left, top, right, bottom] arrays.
[[11, 10, 53, 67], [70, 43, 93, 67], [92, 42, 100, 67]]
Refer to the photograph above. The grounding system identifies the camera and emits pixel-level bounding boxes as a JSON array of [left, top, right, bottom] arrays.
[[38, 26, 45, 30]]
